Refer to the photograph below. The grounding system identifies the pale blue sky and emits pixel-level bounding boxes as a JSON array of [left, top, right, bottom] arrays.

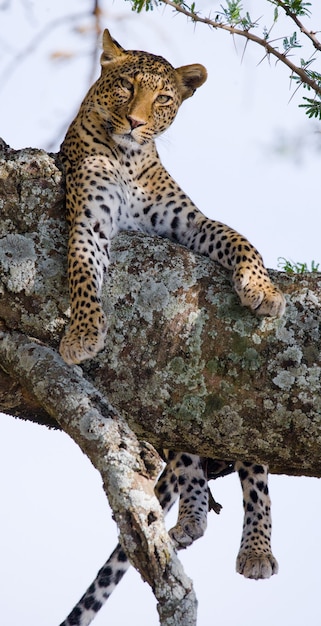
[[1, 1, 321, 625]]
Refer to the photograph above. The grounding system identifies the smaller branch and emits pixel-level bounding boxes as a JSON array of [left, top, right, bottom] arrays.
[[275, 0, 321, 52], [160, 0, 321, 98], [0, 329, 197, 626]]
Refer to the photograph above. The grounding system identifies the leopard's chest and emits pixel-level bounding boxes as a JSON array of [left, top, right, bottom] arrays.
[[65, 136, 165, 235]]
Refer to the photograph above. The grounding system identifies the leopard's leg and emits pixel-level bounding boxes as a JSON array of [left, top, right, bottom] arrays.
[[235, 461, 278, 579], [137, 165, 285, 318], [155, 459, 179, 511], [59, 163, 132, 365], [165, 455, 236, 547], [165, 451, 208, 549], [59, 217, 110, 365], [59, 463, 179, 626], [181, 215, 286, 318]]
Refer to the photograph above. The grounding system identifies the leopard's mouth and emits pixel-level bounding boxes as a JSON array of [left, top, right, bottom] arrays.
[[106, 123, 151, 147]]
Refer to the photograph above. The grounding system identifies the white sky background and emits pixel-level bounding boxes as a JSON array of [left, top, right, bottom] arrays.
[[0, 1, 321, 625]]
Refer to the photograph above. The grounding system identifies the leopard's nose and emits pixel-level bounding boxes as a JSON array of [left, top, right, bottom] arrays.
[[127, 115, 145, 129]]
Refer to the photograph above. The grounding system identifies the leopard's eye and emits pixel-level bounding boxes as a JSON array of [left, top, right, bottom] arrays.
[[156, 94, 172, 104], [120, 77, 133, 91]]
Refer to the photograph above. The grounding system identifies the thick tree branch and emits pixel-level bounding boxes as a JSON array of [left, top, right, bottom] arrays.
[[1, 142, 321, 480]]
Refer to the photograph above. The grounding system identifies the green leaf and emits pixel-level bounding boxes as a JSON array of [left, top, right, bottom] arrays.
[[299, 97, 321, 120], [278, 257, 320, 274]]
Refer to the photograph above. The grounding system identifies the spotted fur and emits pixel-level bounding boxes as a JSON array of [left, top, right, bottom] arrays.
[[58, 29, 283, 625]]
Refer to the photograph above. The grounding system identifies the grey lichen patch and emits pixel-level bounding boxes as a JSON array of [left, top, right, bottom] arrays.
[[111, 232, 200, 294], [107, 253, 186, 327], [174, 394, 206, 424], [0, 234, 36, 294], [291, 408, 321, 440], [243, 397, 257, 410], [275, 322, 295, 345], [259, 315, 286, 334], [272, 370, 296, 391], [0, 147, 64, 231], [263, 399, 275, 411], [186, 309, 207, 352], [270, 336, 321, 399], [232, 318, 255, 337], [297, 365, 321, 389], [201, 406, 243, 450], [277, 345, 303, 368], [79, 411, 102, 440], [216, 406, 243, 432], [136, 279, 170, 322], [164, 309, 207, 398], [251, 333, 261, 345], [0, 146, 68, 338]]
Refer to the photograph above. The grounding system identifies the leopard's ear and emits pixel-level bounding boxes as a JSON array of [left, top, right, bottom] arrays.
[[100, 29, 126, 68], [175, 63, 207, 101]]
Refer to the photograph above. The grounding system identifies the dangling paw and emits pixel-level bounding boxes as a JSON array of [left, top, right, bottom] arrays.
[[236, 548, 279, 580], [169, 517, 207, 550]]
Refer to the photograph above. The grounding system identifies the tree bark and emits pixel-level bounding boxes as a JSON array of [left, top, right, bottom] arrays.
[[1, 140, 321, 622]]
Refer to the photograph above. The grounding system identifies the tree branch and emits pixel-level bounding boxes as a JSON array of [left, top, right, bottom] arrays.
[[158, 0, 321, 98], [1, 140, 321, 623], [0, 328, 197, 626], [1, 143, 321, 479], [274, 0, 321, 52]]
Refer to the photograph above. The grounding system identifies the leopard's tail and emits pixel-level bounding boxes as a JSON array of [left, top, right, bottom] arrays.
[[59, 544, 129, 626], [58, 463, 179, 626]]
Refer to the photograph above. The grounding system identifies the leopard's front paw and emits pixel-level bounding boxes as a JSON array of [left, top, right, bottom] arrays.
[[236, 549, 279, 579], [59, 311, 107, 365], [233, 265, 286, 317]]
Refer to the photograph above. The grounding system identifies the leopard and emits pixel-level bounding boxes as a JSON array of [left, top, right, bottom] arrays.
[[59, 28, 285, 366], [58, 28, 284, 625]]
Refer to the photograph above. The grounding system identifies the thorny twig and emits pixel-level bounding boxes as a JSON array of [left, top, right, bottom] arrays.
[[274, 0, 321, 52], [160, 0, 321, 98]]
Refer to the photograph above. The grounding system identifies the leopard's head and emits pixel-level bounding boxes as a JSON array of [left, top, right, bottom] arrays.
[[88, 28, 207, 146]]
